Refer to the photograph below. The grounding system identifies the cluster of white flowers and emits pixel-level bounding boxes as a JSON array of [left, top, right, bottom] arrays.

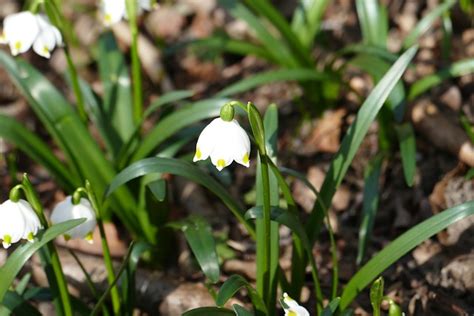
[[0, 195, 96, 249], [282, 293, 310, 316], [0, 11, 62, 58], [101, 0, 154, 26]]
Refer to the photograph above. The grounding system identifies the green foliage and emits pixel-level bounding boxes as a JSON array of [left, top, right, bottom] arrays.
[[0, 219, 85, 302]]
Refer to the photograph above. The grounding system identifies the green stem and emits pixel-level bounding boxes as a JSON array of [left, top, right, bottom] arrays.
[[126, 0, 143, 124], [21, 175, 73, 316], [259, 154, 272, 310], [86, 182, 121, 314], [64, 47, 87, 122]]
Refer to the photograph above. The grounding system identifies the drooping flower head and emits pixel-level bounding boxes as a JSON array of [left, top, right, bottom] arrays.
[[0, 11, 62, 58], [101, 0, 155, 26], [0, 199, 42, 249], [282, 293, 310, 316], [50, 196, 97, 243], [193, 103, 251, 171]]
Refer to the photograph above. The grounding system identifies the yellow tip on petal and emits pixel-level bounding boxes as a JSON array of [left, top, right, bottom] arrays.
[[14, 41, 22, 51], [64, 234, 71, 241], [242, 153, 249, 164], [85, 231, 94, 244], [104, 13, 112, 25], [3, 234, 11, 246], [217, 159, 226, 168], [288, 311, 297, 316], [195, 148, 202, 159], [27, 232, 35, 242]]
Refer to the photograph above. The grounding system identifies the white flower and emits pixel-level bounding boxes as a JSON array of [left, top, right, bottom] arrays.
[[50, 196, 96, 243], [193, 117, 251, 171], [0, 11, 62, 58], [101, 0, 154, 26], [282, 293, 310, 316], [0, 199, 42, 249]]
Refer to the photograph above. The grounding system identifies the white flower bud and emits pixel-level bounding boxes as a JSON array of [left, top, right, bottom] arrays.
[[0, 11, 62, 58], [193, 117, 251, 171], [282, 293, 310, 316], [50, 196, 96, 243], [0, 199, 42, 249]]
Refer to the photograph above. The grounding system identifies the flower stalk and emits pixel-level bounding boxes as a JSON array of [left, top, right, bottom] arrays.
[[84, 181, 122, 314], [125, 0, 143, 125], [21, 174, 73, 316]]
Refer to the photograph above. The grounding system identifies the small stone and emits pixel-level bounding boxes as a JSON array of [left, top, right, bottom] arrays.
[[160, 283, 215, 315], [439, 86, 462, 112]]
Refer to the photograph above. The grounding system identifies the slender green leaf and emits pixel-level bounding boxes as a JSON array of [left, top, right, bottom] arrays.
[[144, 90, 194, 118], [0, 219, 85, 302], [356, 0, 388, 47], [168, 216, 220, 283], [218, 0, 298, 67], [321, 297, 341, 316], [349, 54, 406, 122], [133, 98, 228, 161], [183, 307, 235, 316], [106, 157, 256, 238], [291, 0, 330, 49], [217, 69, 330, 98], [339, 44, 398, 63], [216, 275, 266, 314], [0, 115, 75, 190], [403, 0, 456, 49], [395, 123, 416, 187], [0, 52, 138, 232], [408, 58, 474, 100], [241, 0, 313, 67], [184, 35, 276, 62], [357, 156, 383, 265], [98, 31, 134, 145], [340, 200, 474, 310], [0, 291, 41, 316], [307, 46, 418, 243], [233, 304, 254, 316], [147, 178, 167, 202], [122, 241, 151, 315]]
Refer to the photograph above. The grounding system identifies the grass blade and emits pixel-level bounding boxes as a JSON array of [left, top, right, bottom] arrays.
[[216, 69, 330, 98], [0, 115, 76, 190], [168, 216, 220, 283], [216, 274, 266, 314], [106, 157, 255, 238], [183, 307, 235, 316], [0, 219, 85, 302], [291, 0, 330, 49], [340, 200, 474, 310], [306, 46, 418, 243], [395, 123, 417, 187], [403, 0, 456, 49], [218, 0, 298, 67], [356, 0, 388, 47], [408, 58, 474, 100], [357, 156, 383, 266]]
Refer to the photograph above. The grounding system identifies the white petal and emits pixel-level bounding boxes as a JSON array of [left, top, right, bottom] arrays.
[[0, 200, 28, 247], [51, 196, 97, 239], [101, 0, 126, 26], [3, 12, 39, 55], [228, 119, 251, 167], [17, 200, 42, 240], [33, 17, 60, 58], [194, 118, 221, 162]]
